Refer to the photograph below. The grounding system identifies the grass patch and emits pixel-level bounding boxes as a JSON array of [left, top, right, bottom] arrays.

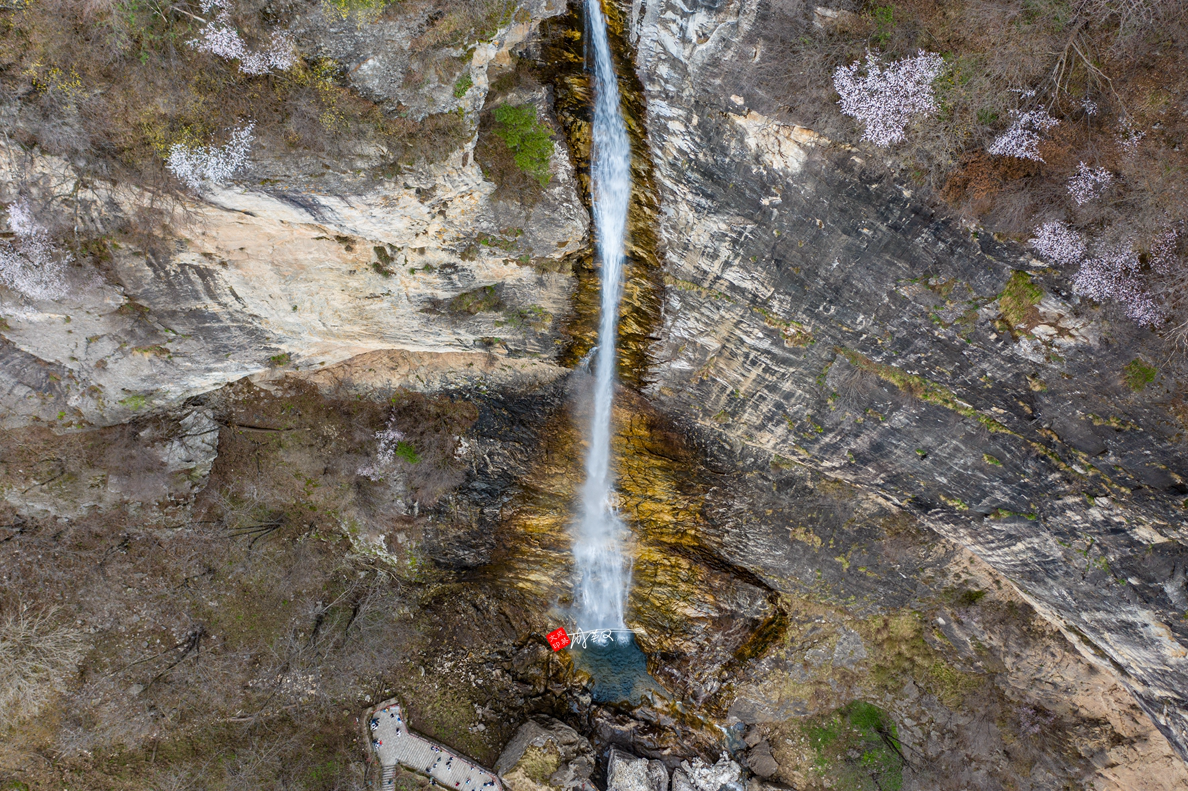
[[492, 103, 554, 186], [394, 441, 420, 465], [998, 271, 1043, 329], [449, 285, 503, 315], [865, 613, 981, 708], [1123, 358, 1156, 391], [803, 701, 904, 791]]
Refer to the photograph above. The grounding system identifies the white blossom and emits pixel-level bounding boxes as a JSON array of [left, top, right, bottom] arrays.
[[833, 50, 945, 147], [1067, 161, 1113, 205], [188, 6, 295, 76], [166, 122, 255, 190], [358, 417, 407, 481], [1030, 220, 1086, 267], [1118, 116, 1144, 154], [0, 200, 70, 301], [239, 31, 297, 75], [1072, 241, 1163, 326], [1150, 225, 1180, 274], [1080, 98, 1098, 116], [988, 108, 1059, 161]]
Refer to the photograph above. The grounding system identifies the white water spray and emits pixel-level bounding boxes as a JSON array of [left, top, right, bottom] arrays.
[[574, 0, 632, 634]]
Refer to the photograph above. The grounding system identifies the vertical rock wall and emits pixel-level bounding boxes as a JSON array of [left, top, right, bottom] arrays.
[[625, 0, 1188, 764]]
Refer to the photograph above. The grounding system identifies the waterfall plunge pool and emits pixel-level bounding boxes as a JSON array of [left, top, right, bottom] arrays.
[[569, 632, 665, 705]]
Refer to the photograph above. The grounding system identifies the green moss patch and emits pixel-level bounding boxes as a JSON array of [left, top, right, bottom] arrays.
[[517, 744, 562, 785], [449, 285, 503, 314], [837, 348, 1015, 436], [804, 701, 904, 791], [998, 271, 1043, 329], [1123, 358, 1156, 391]]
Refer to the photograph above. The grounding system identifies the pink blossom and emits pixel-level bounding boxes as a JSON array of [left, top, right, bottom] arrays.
[[1067, 162, 1113, 205], [1150, 226, 1180, 274], [988, 109, 1059, 161], [833, 50, 945, 147], [1072, 241, 1163, 326], [1118, 117, 1144, 154], [0, 200, 70, 301]]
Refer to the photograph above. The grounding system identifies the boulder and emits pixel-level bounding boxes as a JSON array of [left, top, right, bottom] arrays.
[[675, 754, 744, 791], [497, 719, 597, 791], [744, 742, 779, 779]]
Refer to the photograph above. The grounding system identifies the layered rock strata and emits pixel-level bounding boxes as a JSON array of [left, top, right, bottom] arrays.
[[626, 0, 1188, 764]]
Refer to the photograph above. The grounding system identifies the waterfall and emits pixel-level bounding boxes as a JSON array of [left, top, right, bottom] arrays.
[[574, 0, 632, 634]]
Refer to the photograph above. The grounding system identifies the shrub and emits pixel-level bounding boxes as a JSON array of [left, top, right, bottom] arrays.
[[492, 104, 554, 186], [0, 200, 70, 301], [0, 606, 86, 723], [1067, 162, 1113, 205], [449, 284, 502, 314], [453, 72, 473, 98], [833, 49, 945, 147], [1030, 221, 1086, 267], [188, 4, 297, 77], [358, 415, 409, 481], [166, 122, 255, 190]]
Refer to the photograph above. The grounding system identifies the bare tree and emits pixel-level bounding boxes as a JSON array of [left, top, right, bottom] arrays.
[[0, 605, 86, 723]]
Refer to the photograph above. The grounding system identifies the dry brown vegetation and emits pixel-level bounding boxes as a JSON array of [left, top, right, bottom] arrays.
[[740, 0, 1188, 332], [0, 0, 472, 192], [0, 380, 508, 791]]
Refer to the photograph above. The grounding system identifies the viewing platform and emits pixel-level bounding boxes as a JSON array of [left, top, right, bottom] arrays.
[[366, 700, 503, 791]]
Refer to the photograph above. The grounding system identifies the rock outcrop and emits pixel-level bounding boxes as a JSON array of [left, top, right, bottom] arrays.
[[0, 1, 584, 430], [497, 718, 598, 791], [626, 0, 1188, 763]]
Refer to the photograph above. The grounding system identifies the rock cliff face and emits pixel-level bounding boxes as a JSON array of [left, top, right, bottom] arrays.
[[627, 0, 1188, 765], [0, 0, 583, 429]]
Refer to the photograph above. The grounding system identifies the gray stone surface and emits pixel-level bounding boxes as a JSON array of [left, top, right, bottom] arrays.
[[607, 748, 653, 791], [628, 0, 1188, 762], [370, 701, 501, 791], [496, 718, 596, 791]]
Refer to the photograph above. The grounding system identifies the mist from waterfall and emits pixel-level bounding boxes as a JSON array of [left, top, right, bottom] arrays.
[[574, 0, 632, 634]]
